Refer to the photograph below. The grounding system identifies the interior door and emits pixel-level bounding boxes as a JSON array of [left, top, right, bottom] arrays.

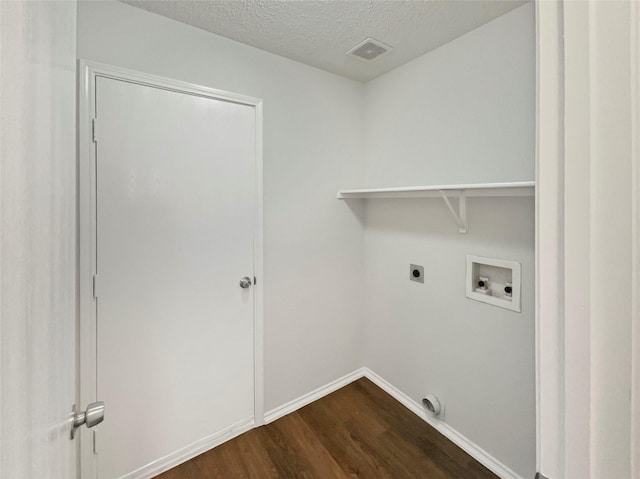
[[92, 76, 256, 479]]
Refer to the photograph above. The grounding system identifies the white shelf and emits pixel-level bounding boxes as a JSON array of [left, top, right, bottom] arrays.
[[336, 181, 535, 234], [337, 181, 535, 199]]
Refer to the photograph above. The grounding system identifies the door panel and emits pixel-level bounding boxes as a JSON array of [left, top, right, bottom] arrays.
[[95, 77, 255, 479]]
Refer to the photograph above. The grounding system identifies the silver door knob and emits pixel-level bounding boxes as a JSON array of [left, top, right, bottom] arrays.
[[71, 401, 105, 439], [239, 276, 252, 288]]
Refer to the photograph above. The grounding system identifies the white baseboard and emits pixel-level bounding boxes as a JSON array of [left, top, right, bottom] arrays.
[[264, 367, 366, 423], [362, 368, 524, 479], [118, 369, 522, 479], [118, 416, 255, 479]]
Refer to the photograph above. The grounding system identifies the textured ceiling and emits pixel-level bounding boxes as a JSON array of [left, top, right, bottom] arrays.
[[122, 0, 528, 82]]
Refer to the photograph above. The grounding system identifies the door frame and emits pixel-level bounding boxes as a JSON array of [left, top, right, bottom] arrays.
[[631, 1, 640, 475], [536, 2, 640, 477], [77, 60, 264, 478], [534, 2, 563, 477]]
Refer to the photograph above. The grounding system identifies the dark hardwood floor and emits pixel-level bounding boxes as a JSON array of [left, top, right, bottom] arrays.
[[156, 378, 499, 479]]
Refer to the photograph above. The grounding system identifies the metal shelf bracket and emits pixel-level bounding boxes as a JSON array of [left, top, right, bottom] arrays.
[[438, 190, 467, 234]]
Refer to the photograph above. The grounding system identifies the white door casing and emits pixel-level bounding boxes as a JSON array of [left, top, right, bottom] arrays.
[[630, 1, 640, 476], [78, 62, 264, 479], [537, 1, 640, 477], [535, 1, 564, 477]]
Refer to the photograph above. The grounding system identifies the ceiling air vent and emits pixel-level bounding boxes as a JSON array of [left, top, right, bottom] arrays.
[[346, 38, 392, 62]]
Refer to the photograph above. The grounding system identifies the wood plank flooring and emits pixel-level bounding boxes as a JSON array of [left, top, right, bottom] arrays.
[[156, 378, 499, 479]]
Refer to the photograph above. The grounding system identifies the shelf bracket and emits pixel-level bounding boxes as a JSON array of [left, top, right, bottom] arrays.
[[438, 190, 467, 234]]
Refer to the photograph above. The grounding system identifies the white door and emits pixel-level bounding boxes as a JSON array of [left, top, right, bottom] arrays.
[[91, 76, 256, 479]]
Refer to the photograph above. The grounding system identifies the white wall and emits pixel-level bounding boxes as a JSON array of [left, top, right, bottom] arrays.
[[588, 3, 634, 476], [77, 0, 365, 413], [0, 1, 77, 478], [361, 4, 535, 478], [363, 4, 534, 187], [77, 2, 537, 476]]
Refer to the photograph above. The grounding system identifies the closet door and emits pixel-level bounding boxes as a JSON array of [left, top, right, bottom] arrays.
[[92, 76, 256, 479]]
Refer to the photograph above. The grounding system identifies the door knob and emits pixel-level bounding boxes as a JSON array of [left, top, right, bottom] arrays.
[[239, 276, 252, 288], [71, 401, 105, 439]]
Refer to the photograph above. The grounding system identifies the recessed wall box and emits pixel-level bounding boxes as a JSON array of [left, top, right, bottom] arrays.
[[466, 255, 521, 312]]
